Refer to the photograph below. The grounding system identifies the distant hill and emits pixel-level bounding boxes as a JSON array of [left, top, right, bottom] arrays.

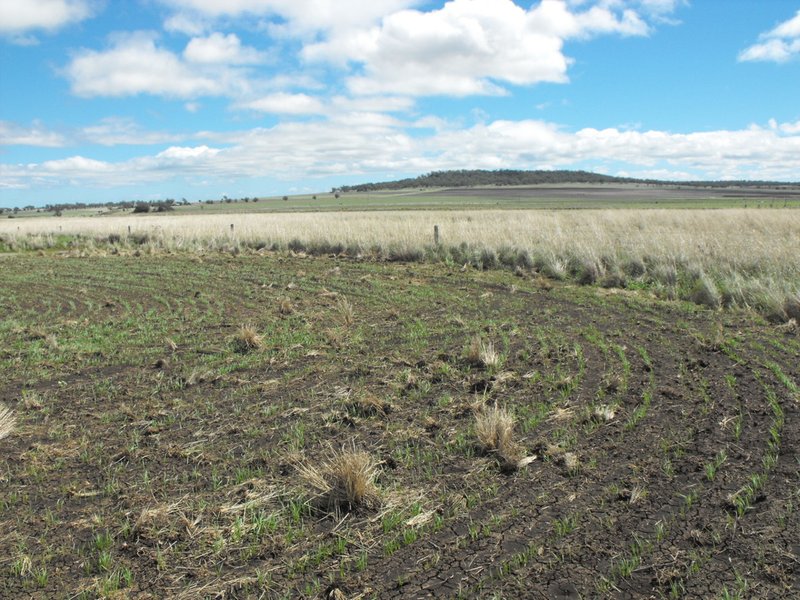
[[337, 170, 798, 192]]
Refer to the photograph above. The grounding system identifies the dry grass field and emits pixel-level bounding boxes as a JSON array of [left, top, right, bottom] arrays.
[[2, 208, 798, 321]]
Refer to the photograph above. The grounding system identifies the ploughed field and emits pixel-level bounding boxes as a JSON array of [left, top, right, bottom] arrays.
[[0, 253, 798, 599]]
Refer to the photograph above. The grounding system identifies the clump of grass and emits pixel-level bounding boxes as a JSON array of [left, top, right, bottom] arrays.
[[777, 318, 798, 335], [592, 405, 617, 423], [299, 445, 380, 515], [475, 404, 524, 471], [0, 403, 16, 440], [232, 324, 263, 353], [278, 297, 294, 315], [348, 395, 391, 418], [465, 336, 501, 370], [542, 443, 580, 474], [559, 452, 580, 473], [336, 296, 355, 327], [689, 272, 721, 309]]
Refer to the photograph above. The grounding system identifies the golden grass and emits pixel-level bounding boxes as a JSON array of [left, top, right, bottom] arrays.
[[298, 445, 380, 515], [232, 324, 263, 352], [278, 297, 294, 315], [475, 404, 523, 470], [2, 208, 798, 317], [592, 405, 617, 423], [335, 296, 355, 328], [466, 336, 501, 370], [0, 404, 16, 440]]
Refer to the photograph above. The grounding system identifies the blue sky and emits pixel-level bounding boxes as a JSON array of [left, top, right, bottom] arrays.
[[1, 0, 799, 208]]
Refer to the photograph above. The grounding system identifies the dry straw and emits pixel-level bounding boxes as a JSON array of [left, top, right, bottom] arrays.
[[0, 404, 16, 440], [298, 444, 381, 516], [2, 208, 798, 318]]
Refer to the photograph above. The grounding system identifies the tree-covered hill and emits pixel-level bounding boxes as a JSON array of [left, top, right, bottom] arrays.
[[338, 170, 798, 192]]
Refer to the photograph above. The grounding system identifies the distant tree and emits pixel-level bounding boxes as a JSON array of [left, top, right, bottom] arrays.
[[133, 202, 150, 214], [282, 195, 289, 201]]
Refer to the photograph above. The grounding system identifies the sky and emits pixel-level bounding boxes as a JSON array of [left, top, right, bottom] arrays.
[[1, 0, 799, 208]]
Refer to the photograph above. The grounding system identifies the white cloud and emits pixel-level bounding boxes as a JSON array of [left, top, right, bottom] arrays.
[[305, 0, 650, 97], [739, 10, 800, 63], [40, 155, 113, 173], [156, 145, 220, 160], [158, 0, 421, 34], [164, 13, 208, 35], [780, 120, 800, 134], [80, 118, 182, 146], [331, 95, 415, 113], [0, 118, 194, 148], [183, 32, 264, 64], [66, 32, 220, 97], [5, 117, 800, 193], [238, 92, 325, 114], [0, 0, 93, 35], [64, 31, 262, 98], [765, 10, 800, 39], [0, 121, 66, 147]]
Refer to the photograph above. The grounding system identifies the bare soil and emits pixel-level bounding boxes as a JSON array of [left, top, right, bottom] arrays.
[[0, 253, 797, 599]]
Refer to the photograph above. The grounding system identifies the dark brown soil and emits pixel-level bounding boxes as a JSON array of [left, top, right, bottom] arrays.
[[0, 254, 797, 599]]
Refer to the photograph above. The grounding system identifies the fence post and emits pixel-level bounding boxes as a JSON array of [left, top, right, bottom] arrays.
[[434, 225, 440, 246]]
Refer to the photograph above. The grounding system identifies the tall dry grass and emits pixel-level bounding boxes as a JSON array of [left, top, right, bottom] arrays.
[[1, 209, 798, 319]]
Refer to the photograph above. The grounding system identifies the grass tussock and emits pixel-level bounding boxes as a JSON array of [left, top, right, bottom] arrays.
[[466, 336, 501, 370], [298, 445, 381, 515], [278, 297, 294, 315], [335, 296, 355, 328], [592, 405, 617, 423], [232, 324, 263, 353], [474, 404, 526, 471], [0, 404, 16, 440]]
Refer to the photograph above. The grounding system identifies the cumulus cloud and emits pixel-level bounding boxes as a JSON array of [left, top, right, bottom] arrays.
[[64, 31, 263, 98], [158, 0, 421, 34], [4, 116, 800, 192], [0, 121, 66, 147], [238, 92, 325, 114], [80, 118, 183, 146], [304, 0, 650, 97], [66, 32, 219, 97], [0, 117, 190, 148], [183, 32, 264, 64], [0, 0, 94, 35], [739, 10, 800, 63]]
